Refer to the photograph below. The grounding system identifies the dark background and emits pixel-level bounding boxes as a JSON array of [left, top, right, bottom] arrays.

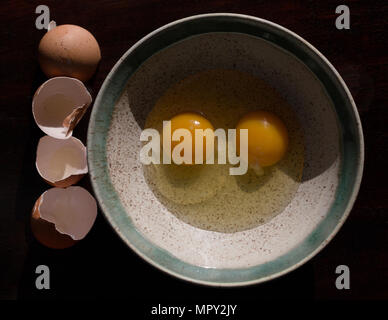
[[0, 0, 387, 303]]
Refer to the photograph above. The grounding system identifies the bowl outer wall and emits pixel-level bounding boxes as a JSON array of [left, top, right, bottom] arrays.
[[87, 13, 364, 286]]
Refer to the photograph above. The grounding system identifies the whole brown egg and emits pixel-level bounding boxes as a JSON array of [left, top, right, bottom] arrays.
[[38, 24, 101, 82]]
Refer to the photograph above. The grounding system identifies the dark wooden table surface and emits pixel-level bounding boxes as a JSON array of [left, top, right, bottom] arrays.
[[0, 0, 387, 303]]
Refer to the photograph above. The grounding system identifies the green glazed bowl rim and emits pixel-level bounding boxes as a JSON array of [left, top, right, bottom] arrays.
[[87, 13, 364, 286]]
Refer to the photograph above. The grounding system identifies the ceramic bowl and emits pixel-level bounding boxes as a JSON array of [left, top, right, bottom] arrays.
[[87, 13, 364, 286]]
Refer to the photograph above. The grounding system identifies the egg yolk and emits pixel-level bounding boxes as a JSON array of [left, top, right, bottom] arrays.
[[168, 112, 214, 164], [236, 111, 288, 167]]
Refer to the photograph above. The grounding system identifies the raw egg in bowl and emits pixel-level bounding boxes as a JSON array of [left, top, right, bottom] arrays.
[[88, 14, 363, 286]]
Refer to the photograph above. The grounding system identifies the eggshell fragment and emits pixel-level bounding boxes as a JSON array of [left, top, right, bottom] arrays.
[[36, 135, 88, 187], [31, 196, 77, 249], [31, 186, 98, 248], [47, 20, 56, 31], [32, 77, 92, 139], [38, 24, 101, 82]]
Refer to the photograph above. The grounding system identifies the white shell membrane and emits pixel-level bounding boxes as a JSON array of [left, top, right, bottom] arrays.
[[36, 135, 88, 183], [38, 186, 97, 240], [32, 77, 92, 139]]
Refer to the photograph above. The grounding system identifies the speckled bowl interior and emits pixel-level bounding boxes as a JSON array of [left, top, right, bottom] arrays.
[[88, 14, 363, 286]]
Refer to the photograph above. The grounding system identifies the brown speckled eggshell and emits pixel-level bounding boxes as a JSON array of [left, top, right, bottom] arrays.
[[38, 24, 101, 82]]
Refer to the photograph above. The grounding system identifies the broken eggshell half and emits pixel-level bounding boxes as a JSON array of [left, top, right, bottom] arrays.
[[36, 135, 88, 187], [31, 186, 97, 249], [32, 77, 92, 139]]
